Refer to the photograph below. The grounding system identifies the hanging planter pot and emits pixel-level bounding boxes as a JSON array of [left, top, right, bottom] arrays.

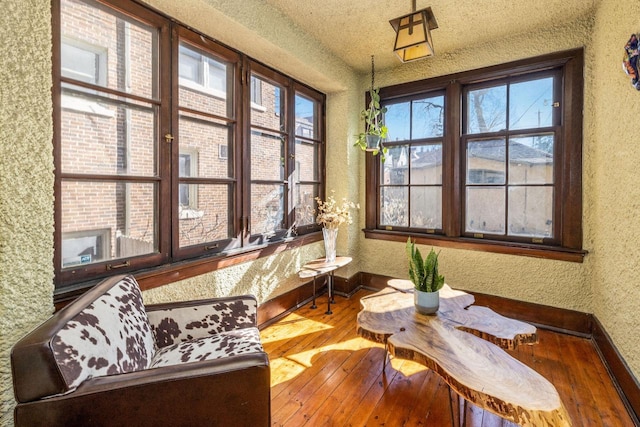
[[365, 134, 381, 151]]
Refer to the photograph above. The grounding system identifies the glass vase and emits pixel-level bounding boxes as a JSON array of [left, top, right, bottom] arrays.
[[322, 227, 338, 263]]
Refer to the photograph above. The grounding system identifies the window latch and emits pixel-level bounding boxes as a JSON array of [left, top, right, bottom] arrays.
[[164, 133, 174, 143]]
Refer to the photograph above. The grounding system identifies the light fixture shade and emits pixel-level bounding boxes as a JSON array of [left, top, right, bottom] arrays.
[[389, 7, 438, 63]]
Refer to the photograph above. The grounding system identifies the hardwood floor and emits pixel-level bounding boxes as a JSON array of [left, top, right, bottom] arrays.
[[261, 289, 635, 427]]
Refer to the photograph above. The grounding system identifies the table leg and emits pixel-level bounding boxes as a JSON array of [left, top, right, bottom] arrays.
[[329, 271, 336, 304], [325, 273, 333, 315], [448, 385, 457, 427], [310, 276, 317, 309], [446, 385, 467, 427], [382, 339, 390, 371]]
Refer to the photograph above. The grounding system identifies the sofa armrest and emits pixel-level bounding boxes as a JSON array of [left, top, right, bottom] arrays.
[[14, 353, 270, 427], [146, 295, 258, 347]]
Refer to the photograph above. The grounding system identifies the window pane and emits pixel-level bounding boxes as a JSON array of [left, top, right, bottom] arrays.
[[178, 113, 232, 179], [61, 0, 157, 99], [466, 187, 505, 234], [179, 184, 232, 247], [295, 139, 318, 181], [410, 144, 442, 185], [251, 130, 285, 181], [466, 85, 506, 134], [382, 145, 409, 185], [60, 90, 157, 176], [467, 139, 506, 184], [251, 75, 284, 130], [410, 187, 442, 229], [295, 94, 316, 139], [380, 186, 408, 227], [61, 181, 157, 268], [385, 101, 410, 142], [295, 184, 318, 227], [509, 135, 554, 184], [251, 184, 285, 235], [179, 43, 233, 118], [509, 77, 554, 130], [412, 96, 444, 139], [508, 187, 553, 237]]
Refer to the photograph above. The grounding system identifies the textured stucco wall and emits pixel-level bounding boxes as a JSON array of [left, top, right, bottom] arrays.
[[0, 1, 55, 425], [2, 0, 640, 424], [589, 0, 640, 379], [358, 14, 596, 314]]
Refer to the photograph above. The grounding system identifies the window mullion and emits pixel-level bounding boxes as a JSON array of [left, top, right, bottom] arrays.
[[504, 83, 511, 239], [444, 81, 461, 237]]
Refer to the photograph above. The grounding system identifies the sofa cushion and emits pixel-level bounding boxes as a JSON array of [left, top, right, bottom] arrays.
[[150, 327, 263, 368], [149, 297, 257, 347], [51, 275, 157, 390]]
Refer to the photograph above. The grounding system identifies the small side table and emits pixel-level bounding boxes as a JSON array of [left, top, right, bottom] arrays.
[[299, 256, 352, 314]]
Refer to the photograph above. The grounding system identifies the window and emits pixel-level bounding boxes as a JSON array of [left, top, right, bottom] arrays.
[[381, 94, 445, 231], [463, 74, 557, 240], [62, 229, 110, 267], [60, 38, 113, 116], [294, 92, 323, 228], [178, 43, 227, 96], [365, 50, 584, 261], [250, 76, 263, 106], [54, 0, 325, 289], [178, 149, 200, 216], [247, 65, 324, 241], [61, 38, 106, 85]]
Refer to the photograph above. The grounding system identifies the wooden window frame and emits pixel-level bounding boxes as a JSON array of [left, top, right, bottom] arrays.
[[53, 0, 326, 295], [364, 49, 585, 263]]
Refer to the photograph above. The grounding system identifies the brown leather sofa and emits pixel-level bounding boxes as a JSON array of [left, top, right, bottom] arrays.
[[11, 274, 270, 426]]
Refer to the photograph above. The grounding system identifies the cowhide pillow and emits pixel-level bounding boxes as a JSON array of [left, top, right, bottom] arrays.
[[51, 276, 157, 390]]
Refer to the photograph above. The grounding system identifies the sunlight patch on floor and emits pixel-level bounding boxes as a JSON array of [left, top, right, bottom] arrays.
[[389, 356, 429, 376], [260, 313, 332, 344], [268, 336, 429, 386]]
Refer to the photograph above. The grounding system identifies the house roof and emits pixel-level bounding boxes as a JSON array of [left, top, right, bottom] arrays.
[[392, 140, 553, 169]]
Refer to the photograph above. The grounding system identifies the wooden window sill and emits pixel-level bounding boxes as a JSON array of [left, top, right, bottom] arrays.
[[54, 232, 323, 308], [363, 229, 586, 263]]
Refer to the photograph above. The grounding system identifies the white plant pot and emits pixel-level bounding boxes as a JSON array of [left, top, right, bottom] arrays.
[[414, 289, 440, 315]]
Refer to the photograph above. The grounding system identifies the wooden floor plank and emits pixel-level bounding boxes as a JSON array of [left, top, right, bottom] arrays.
[[268, 299, 362, 400], [342, 354, 410, 427], [263, 290, 635, 427]]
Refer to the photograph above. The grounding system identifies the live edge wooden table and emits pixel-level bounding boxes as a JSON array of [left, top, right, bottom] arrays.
[[357, 279, 572, 427], [299, 256, 352, 314]]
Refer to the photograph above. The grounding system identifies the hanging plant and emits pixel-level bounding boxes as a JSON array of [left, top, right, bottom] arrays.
[[354, 56, 389, 161]]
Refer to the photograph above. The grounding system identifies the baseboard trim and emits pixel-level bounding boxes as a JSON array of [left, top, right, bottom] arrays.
[[257, 270, 639, 423], [592, 316, 640, 425], [257, 279, 326, 328]]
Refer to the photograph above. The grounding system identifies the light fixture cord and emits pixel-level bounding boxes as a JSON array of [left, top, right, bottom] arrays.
[[412, 0, 416, 12]]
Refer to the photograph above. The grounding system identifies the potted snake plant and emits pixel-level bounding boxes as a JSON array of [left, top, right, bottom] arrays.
[[406, 238, 445, 315]]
